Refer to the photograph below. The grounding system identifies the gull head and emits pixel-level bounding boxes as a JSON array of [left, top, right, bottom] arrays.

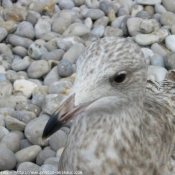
[[42, 37, 147, 139]]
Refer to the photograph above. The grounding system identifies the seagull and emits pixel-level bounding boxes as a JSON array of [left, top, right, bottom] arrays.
[[43, 37, 175, 175]]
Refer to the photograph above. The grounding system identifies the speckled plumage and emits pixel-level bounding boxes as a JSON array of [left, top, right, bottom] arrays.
[[57, 37, 175, 175]]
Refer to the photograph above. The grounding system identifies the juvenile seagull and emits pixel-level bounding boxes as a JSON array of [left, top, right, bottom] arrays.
[[43, 37, 175, 175]]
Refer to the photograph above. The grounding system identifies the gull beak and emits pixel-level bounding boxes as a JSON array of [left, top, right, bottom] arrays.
[[42, 94, 93, 140]]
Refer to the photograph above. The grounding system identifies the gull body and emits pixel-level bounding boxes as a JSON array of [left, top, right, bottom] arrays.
[[43, 37, 175, 175]]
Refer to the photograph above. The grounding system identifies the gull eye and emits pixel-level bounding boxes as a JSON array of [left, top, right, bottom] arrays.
[[114, 71, 127, 83]]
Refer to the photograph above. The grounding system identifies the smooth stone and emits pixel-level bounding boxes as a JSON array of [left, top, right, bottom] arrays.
[[31, 94, 45, 109], [20, 139, 32, 149], [164, 52, 175, 70], [81, 33, 99, 47], [11, 130, 24, 140], [36, 149, 56, 166], [11, 57, 31, 71], [44, 66, 61, 86], [0, 133, 20, 153], [57, 59, 74, 78], [13, 79, 37, 98], [0, 107, 16, 117], [63, 36, 84, 45], [56, 38, 72, 51], [60, 126, 70, 135], [2, 0, 13, 8], [27, 60, 50, 78], [91, 25, 105, 38], [38, 31, 61, 42], [0, 21, 17, 34], [141, 48, 153, 64], [160, 12, 175, 26], [45, 38, 58, 51], [62, 43, 85, 63], [41, 94, 66, 115], [15, 145, 42, 163], [84, 17, 93, 30], [0, 28, 7, 42], [28, 2, 46, 13], [0, 43, 13, 60], [12, 46, 27, 57], [144, 5, 154, 15], [136, 10, 152, 19], [118, 5, 130, 17], [104, 26, 123, 37], [48, 80, 73, 95], [0, 148, 16, 170], [5, 115, 26, 131], [151, 43, 169, 57], [15, 110, 37, 124], [49, 130, 67, 152], [150, 54, 165, 67], [3, 7, 28, 22], [93, 16, 109, 28], [59, 0, 75, 9], [16, 102, 41, 116], [154, 4, 167, 14], [0, 67, 6, 75], [35, 19, 51, 39], [0, 126, 9, 141], [39, 164, 58, 174], [14, 21, 35, 40], [136, 0, 162, 5], [26, 10, 41, 26], [8, 34, 33, 49], [63, 23, 90, 37], [44, 157, 60, 167], [86, 0, 99, 8], [28, 41, 48, 60], [162, 0, 175, 13], [131, 4, 143, 17], [165, 35, 175, 52], [42, 3, 56, 16], [81, 9, 105, 20], [0, 81, 13, 97], [73, 0, 85, 6], [41, 49, 65, 61], [24, 115, 50, 146], [99, 0, 117, 15], [56, 147, 64, 158], [17, 162, 40, 174], [127, 17, 143, 36], [32, 86, 48, 96]]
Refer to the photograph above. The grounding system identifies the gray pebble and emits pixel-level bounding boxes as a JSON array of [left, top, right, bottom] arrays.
[[160, 12, 175, 26], [15, 145, 42, 163], [32, 94, 45, 108], [36, 149, 56, 166], [6, 71, 20, 83], [60, 127, 70, 135], [99, 0, 117, 15], [91, 25, 105, 38], [0, 148, 16, 170], [162, 0, 175, 13], [136, 11, 152, 19], [17, 71, 29, 79], [63, 43, 85, 63], [0, 132, 20, 153], [29, 79, 43, 87], [41, 94, 66, 115], [2, 0, 13, 8], [39, 164, 58, 174], [150, 54, 165, 67], [118, 5, 130, 17], [81, 33, 99, 47], [93, 16, 109, 28], [0, 81, 12, 97], [164, 52, 175, 70], [0, 107, 16, 118], [0, 43, 13, 60], [165, 35, 175, 52], [27, 60, 50, 78], [11, 131, 24, 140], [20, 139, 32, 150], [26, 10, 41, 26], [136, 0, 162, 5], [0, 126, 9, 141], [56, 38, 72, 51], [11, 58, 31, 71], [41, 49, 65, 61], [151, 43, 168, 57], [12, 46, 28, 58], [24, 114, 50, 146], [28, 42, 48, 60], [59, 0, 75, 9], [44, 66, 61, 86], [8, 34, 33, 49], [0, 73, 7, 83], [0, 28, 7, 42], [104, 26, 123, 37], [49, 130, 67, 152], [154, 4, 167, 14], [82, 9, 105, 20], [5, 115, 26, 131], [17, 162, 40, 175], [14, 21, 35, 40], [45, 38, 58, 51], [73, 0, 85, 6]]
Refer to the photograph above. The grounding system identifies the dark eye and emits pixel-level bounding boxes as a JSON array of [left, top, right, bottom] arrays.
[[114, 71, 127, 83]]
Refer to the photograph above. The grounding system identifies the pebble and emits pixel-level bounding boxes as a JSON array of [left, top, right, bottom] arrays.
[[165, 35, 175, 52], [94, 16, 109, 28], [0, 133, 20, 153], [24, 114, 49, 146], [17, 162, 40, 174], [0, 81, 13, 97], [118, 5, 130, 17], [0, 43, 13, 60], [36, 149, 56, 166], [12, 46, 28, 58], [136, 0, 162, 5], [15, 145, 42, 163], [44, 157, 60, 167], [20, 139, 32, 149], [0, 126, 9, 141], [27, 60, 50, 79], [56, 38, 72, 51], [11, 131, 24, 140], [26, 10, 41, 26], [151, 43, 168, 57], [164, 52, 175, 70], [0, 148, 16, 170], [63, 23, 90, 37], [59, 0, 75, 9], [49, 130, 68, 152], [162, 0, 175, 13], [136, 10, 152, 19], [160, 12, 175, 26], [62, 43, 85, 63], [82, 9, 105, 20], [147, 65, 167, 82], [2, 0, 13, 8], [5, 115, 26, 131], [13, 79, 37, 98], [0, 21, 17, 34], [150, 54, 165, 67], [154, 4, 167, 14], [45, 38, 58, 51], [0, 28, 8, 42], [91, 25, 105, 38]]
